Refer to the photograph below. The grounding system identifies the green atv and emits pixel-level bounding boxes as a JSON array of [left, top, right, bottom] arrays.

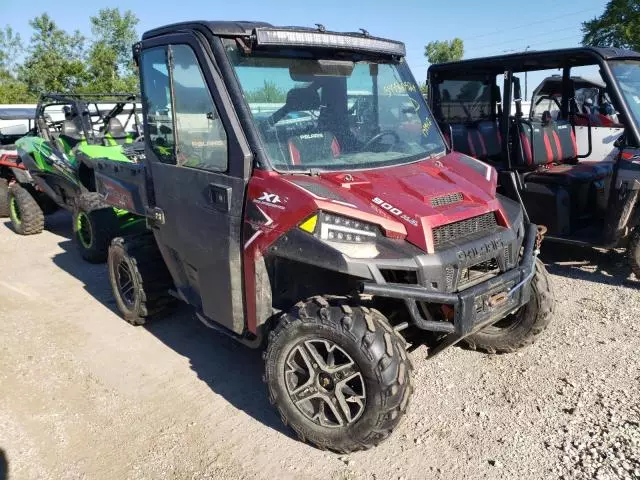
[[11, 93, 145, 262]]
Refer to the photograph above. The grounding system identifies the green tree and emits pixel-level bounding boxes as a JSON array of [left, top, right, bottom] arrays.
[[582, 0, 640, 51], [424, 38, 464, 65], [0, 26, 24, 73], [246, 80, 286, 103], [81, 8, 139, 93], [90, 8, 138, 75], [0, 71, 34, 103], [0, 25, 35, 102], [19, 13, 89, 94]]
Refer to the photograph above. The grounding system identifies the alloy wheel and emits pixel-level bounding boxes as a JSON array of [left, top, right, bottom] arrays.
[[284, 339, 366, 428]]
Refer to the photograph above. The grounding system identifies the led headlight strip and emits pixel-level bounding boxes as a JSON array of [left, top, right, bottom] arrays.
[[300, 212, 378, 243], [254, 28, 406, 57]]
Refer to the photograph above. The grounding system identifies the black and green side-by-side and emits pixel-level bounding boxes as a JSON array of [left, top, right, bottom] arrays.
[[7, 93, 146, 262]]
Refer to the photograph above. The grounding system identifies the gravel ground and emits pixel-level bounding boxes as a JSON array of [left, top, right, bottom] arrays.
[[0, 211, 638, 480]]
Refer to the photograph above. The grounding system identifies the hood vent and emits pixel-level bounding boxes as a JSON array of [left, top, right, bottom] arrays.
[[430, 192, 463, 208]]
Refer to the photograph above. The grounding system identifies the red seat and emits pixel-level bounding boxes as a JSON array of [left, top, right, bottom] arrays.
[[449, 120, 501, 162]]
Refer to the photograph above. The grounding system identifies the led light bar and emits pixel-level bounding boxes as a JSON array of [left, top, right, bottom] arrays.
[[254, 28, 406, 57]]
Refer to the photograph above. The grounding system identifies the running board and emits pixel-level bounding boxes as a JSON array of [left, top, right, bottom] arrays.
[[194, 311, 263, 349]]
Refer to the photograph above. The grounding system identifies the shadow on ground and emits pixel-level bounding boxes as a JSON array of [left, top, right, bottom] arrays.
[[49, 231, 291, 440], [0, 209, 72, 238], [540, 242, 639, 289]]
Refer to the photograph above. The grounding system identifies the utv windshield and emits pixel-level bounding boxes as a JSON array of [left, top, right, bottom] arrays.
[[610, 61, 640, 129], [224, 41, 445, 172]]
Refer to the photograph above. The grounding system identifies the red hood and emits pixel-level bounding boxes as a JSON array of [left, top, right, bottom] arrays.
[[311, 152, 505, 252]]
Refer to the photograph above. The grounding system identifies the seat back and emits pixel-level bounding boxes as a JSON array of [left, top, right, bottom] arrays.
[[58, 118, 84, 153], [516, 112, 577, 168], [104, 117, 129, 145], [448, 120, 502, 161], [476, 120, 502, 159], [287, 132, 340, 165]]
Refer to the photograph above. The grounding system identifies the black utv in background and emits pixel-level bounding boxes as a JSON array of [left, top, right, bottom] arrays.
[[428, 47, 640, 277]]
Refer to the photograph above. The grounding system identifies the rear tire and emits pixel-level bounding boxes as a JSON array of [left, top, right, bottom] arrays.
[[264, 297, 413, 453], [73, 193, 120, 263], [8, 183, 44, 235], [107, 233, 175, 325], [464, 259, 554, 354], [0, 178, 9, 217], [628, 227, 640, 279]]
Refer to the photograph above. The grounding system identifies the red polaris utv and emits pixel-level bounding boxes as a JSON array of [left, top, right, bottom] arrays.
[[0, 106, 37, 217], [428, 47, 640, 277], [94, 21, 553, 452]]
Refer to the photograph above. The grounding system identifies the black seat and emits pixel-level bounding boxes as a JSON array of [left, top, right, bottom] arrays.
[[516, 112, 614, 234], [448, 119, 501, 162], [271, 87, 320, 125], [287, 132, 341, 165], [104, 117, 128, 145], [517, 112, 613, 186]]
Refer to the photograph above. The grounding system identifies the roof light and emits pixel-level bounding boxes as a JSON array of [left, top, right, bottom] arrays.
[[254, 28, 406, 57]]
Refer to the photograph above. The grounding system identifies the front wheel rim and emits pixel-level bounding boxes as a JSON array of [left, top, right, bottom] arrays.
[[115, 258, 136, 308], [10, 196, 21, 224], [284, 338, 366, 428], [76, 212, 93, 248]]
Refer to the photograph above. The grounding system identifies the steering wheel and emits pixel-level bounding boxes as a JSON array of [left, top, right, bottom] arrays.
[[362, 130, 401, 151]]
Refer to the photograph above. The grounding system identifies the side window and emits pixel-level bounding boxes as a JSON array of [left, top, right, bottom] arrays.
[[140, 47, 176, 164], [171, 45, 228, 172]]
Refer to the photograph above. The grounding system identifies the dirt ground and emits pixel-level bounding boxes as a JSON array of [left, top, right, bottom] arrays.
[[1, 211, 639, 480]]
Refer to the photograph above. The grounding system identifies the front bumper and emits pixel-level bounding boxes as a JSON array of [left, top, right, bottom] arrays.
[[360, 223, 538, 355]]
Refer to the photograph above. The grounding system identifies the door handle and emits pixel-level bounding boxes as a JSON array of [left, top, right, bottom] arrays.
[[209, 183, 231, 212]]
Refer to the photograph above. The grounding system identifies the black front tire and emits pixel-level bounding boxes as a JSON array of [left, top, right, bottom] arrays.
[[264, 296, 413, 453], [107, 234, 175, 325], [8, 183, 44, 235], [0, 178, 9, 217], [73, 193, 120, 263], [628, 227, 640, 279], [464, 259, 554, 354]]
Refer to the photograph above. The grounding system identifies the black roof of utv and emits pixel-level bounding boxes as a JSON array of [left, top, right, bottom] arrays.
[[142, 21, 407, 57], [143, 20, 273, 39], [429, 47, 640, 77]]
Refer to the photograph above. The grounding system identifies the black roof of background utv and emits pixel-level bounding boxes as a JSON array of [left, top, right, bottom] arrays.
[[429, 47, 640, 77]]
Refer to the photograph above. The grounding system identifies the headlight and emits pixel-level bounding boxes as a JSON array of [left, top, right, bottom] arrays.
[[299, 211, 380, 258]]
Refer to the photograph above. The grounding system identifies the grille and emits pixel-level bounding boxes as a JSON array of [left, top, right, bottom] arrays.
[[432, 212, 498, 249], [431, 192, 463, 208], [459, 258, 500, 290]]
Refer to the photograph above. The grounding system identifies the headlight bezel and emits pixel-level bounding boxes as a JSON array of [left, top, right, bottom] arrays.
[[299, 211, 381, 258]]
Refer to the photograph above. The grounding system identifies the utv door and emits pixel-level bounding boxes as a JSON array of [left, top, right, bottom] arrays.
[[138, 34, 252, 334]]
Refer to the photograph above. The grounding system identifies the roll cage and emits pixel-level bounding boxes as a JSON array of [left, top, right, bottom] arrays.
[[428, 47, 640, 168], [35, 93, 141, 145]]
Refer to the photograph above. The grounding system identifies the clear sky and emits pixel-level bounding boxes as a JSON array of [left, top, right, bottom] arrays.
[[2, 0, 608, 96]]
